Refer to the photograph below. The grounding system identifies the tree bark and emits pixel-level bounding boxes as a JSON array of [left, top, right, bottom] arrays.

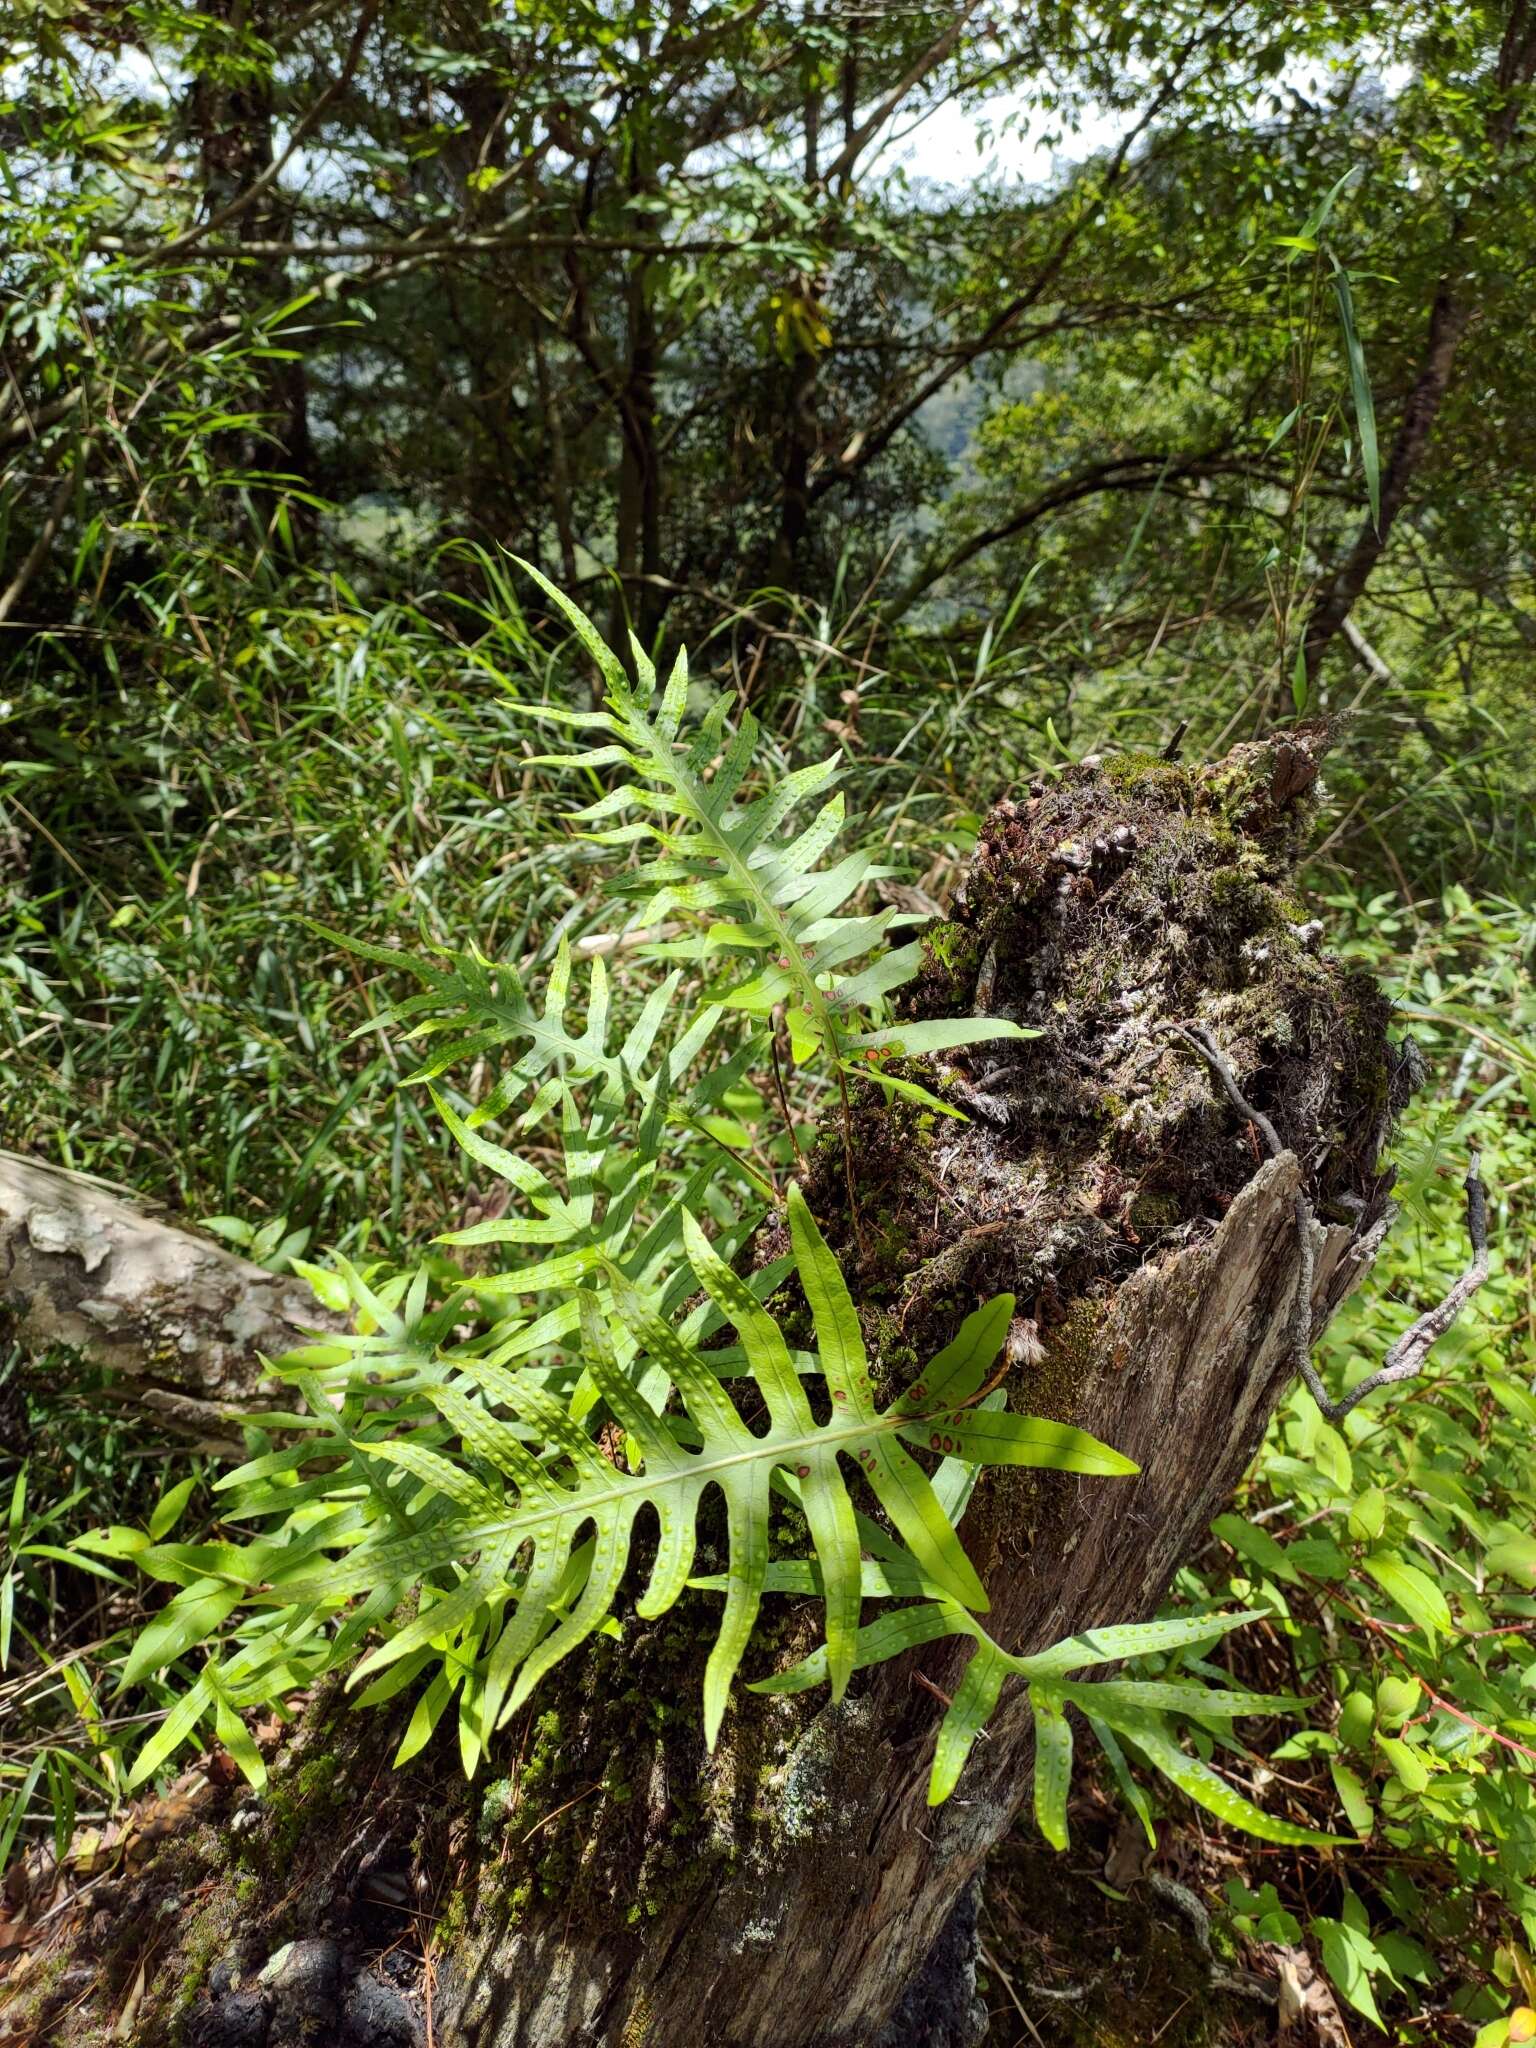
[[0, 1152, 339, 1446], [3, 733, 1402, 2048], [612, 258, 663, 653], [191, 0, 317, 533], [440, 1154, 1374, 2048], [765, 67, 824, 597], [610, 45, 664, 659]]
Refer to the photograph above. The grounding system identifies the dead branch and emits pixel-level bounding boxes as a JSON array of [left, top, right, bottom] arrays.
[[1165, 1020, 1489, 1423], [0, 1151, 342, 1447]]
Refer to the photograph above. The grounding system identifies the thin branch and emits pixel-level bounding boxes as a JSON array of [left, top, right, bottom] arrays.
[[880, 443, 1257, 622], [1165, 1021, 1282, 1153], [813, 11, 1242, 501], [1326, 1158, 1488, 1421], [1301, 3, 1536, 680], [1164, 1020, 1489, 1423], [146, 2, 380, 267], [817, 0, 985, 191], [91, 229, 768, 263], [0, 462, 75, 625]]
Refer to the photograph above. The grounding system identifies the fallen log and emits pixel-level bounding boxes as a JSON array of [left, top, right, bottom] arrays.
[[0, 1152, 339, 1446]]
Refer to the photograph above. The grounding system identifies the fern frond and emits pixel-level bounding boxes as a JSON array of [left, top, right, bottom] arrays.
[[144, 1186, 1132, 1766], [513, 560, 1031, 1081], [114, 573, 1151, 1801], [751, 1596, 1334, 1836], [297, 574, 1036, 1429], [312, 924, 626, 1092]]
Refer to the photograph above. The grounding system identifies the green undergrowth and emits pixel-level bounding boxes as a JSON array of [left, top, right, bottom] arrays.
[[1, 561, 1533, 2046], [1091, 885, 1536, 2045], [1, 567, 614, 1243]]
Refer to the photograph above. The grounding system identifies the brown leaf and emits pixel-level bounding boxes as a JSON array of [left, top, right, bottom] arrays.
[[1269, 1943, 1349, 2045], [1104, 1814, 1154, 1890]]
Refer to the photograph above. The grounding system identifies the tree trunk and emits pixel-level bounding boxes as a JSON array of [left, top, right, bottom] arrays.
[[191, 0, 316, 536], [1300, 283, 1471, 686], [611, 262, 662, 660], [0, 1151, 339, 1445], [2, 734, 1401, 2048], [533, 332, 580, 590], [766, 68, 824, 597], [441, 1154, 1375, 2048], [611, 45, 663, 659], [1301, 1, 1536, 682]]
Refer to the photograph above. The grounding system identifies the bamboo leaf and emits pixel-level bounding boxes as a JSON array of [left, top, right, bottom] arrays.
[[1329, 256, 1381, 531]]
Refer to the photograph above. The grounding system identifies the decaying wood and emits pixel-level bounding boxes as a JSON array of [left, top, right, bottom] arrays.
[[3, 732, 1413, 2048], [0, 1152, 339, 1445], [436, 1152, 1375, 2048], [1166, 1021, 1487, 1422]]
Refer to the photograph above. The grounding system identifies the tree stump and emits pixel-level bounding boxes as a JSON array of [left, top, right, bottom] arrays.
[[2, 734, 1402, 2048]]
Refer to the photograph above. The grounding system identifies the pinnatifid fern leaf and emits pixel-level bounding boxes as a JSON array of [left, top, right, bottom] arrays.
[[313, 567, 1032, 1121], [310, 922, 629, 1095], [180, 1186, 1132, 1761], [752, 1594, 1336, 1839], [115, 1183, 1136, 1787], [297, 572, 1035, 1398], [511, 559, 1033, 1088]]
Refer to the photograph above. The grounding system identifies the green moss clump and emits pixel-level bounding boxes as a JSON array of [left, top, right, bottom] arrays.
[[1204, 864, 1272, 929], [1033, 1297, 1106, 1419], [0, 1951, 70, 2040], [482, 1707, 582, 1901], [246, 1750, 344, 1875], [166, 1895, 239, 2028], [1099, 751, 1193, 805]]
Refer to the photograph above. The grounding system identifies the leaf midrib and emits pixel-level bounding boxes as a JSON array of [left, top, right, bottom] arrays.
[[304, 1401, 926, 1590]]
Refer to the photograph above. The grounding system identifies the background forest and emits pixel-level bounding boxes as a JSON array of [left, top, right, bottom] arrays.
[[4, 2, 1536, 2043]]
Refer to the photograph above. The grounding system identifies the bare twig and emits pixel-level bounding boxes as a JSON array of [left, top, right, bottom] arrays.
[[1164, 1020, 1489, 1422], [1164, 1020, 1281, 1153], [976, 1937, 1048, 2047], [0, 463, 76, 625], [1324, 1156, 1488, 1421]]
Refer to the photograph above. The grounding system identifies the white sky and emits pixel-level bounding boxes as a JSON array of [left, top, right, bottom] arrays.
[[886, 85, 1130, 191], [888, 52, 1409, 192], [21, 38, 1405, 216]]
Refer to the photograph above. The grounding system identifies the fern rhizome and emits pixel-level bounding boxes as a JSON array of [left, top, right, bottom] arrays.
[[90, 568, 1329, 1848]]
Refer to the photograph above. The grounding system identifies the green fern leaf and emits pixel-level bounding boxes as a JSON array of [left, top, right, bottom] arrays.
[[929, 1637, 1010, 1804], [1031, 1688, 1073, 1846], [511, 559, 1023, 1076], [752, 1597, 1326, 1823], [1089, 1700, 1345, 1847], [194, 1185, 1131, 1757]]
